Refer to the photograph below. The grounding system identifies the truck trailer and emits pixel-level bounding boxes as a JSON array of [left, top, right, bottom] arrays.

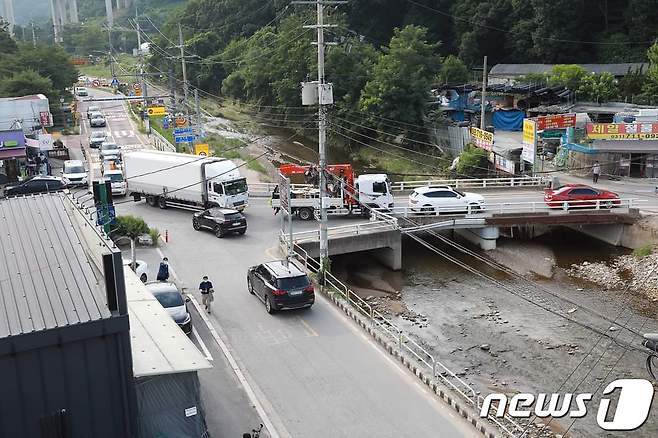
[[124, 150, 248, 211]]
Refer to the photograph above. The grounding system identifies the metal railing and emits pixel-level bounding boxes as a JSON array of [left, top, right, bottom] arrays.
[[386, 198, 640, 219], [289, 243, 524, 437], [150, 129, 176, 152], [248, 177, 546, 198], [281, 220, 398, 245]]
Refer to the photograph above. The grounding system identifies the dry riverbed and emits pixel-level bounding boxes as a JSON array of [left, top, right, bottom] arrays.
[[332, 233, 658, 438]]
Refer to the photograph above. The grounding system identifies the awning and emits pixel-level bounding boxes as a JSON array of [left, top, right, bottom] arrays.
[[0, 148, 26, 160]]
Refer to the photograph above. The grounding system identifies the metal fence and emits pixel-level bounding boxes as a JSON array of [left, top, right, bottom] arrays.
[[248, 177, 546, 198], [289, 243, 525, 437], [150, 129, 176, 152]]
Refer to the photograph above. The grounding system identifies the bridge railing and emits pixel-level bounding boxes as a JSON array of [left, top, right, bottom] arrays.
[[248, 176, 546, 198], [381, 198, 641, 219], [280, 219, 398, 245], [289, 243, 524, 437]]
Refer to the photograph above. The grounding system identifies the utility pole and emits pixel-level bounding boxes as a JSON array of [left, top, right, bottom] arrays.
[[480, 55, 487, 130], [31, 21, 36, 47], [295, 0, 346, 279], [194, 88, 201, 150], [168, 66, 177, 116], [135, 11, 149, 134], [178, 23, 189, 105], [107, 25, 115, 77]]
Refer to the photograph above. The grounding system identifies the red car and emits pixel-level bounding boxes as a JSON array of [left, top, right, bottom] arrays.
[[544, 184, 621, 209]]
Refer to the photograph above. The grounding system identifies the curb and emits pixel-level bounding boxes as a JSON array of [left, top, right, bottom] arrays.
[[322, 287, 500, 438]]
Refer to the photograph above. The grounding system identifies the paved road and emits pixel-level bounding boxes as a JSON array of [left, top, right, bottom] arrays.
[[73, 91, 479, 437], [117, 198, 479, 438]]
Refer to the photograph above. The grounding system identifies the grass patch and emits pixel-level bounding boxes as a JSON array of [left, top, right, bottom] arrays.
[[78, 54, 138, 79], [207, 134, 244, 159], [150, 115, 175, 144], [246, 156, 267, 174], [353, 146, 446, 179], [633, 244, 653, 258]]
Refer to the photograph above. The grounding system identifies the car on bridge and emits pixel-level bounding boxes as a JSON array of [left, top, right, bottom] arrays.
[[409, 185, 485, 215], [544, 184, 621, 209], [247, 261, 314, 314]]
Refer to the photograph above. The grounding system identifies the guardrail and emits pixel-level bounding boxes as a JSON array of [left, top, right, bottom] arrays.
[[281, 220, 398, 245], [289, 243, 524, 437], [248, 177, 546, 198], [150, 129, 176, 152], [384, 198, 641, 219]]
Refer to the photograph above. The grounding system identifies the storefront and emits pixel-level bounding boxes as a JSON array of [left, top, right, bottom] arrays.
[[0, 129, 27, 183]]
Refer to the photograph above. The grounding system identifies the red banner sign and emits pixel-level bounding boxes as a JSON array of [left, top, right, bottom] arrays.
[[536, 113, 576, 131], [586, 123, 658, 140]]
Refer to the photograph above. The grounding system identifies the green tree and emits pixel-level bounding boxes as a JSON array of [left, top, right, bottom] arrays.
[[618, 68, 647, 102], [326, 37, 379, 110], [438, 55, 469, 84], [0, 19, 17, 54], [547, 65, 588, 90], [359, 25, 440, 128], [456, 145, 488, 176], [0, 70, 54, 97], [16, 45, 78, 92], [577, 72, 618, 103]]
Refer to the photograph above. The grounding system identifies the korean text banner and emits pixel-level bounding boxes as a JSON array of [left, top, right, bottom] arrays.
[[536, 113, 576, 131], [469, 127, 494, 151], [586, 123, 658, 140], [522, 119, 536, 163]]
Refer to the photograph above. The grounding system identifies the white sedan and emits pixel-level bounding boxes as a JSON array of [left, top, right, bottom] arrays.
[[409, 185, 485, 215], [123, 258, 148, 283]]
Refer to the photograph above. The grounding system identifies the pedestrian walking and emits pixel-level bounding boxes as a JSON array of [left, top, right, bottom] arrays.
[[592, 161, 601, 184], [199, 275, 214, 313], [156, 257, 170, 281]]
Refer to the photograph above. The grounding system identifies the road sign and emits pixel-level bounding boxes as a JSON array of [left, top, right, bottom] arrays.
[[174, 127, 193, 135], [147, 106, 166, 116], [195, 143, 209, 156], [174, 135, 196, 143], [110, 77, 119, 87], [175, 117, 188, 128], [279, 172, 290, 213], [92, 79, 100, 87], [133, 83, 141, 90]]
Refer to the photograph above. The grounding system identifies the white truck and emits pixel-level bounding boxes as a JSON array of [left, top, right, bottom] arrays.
[[272, 172, 394, 221], [123, 150, 249, 211]]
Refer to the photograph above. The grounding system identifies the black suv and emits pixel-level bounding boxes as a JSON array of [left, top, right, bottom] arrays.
[[5, 176, 69, 197], [192, 208, 247, 238], [247, 261, 314, 314]]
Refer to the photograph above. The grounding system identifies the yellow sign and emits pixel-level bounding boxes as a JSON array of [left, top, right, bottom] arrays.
[[469, 127, 494, 151], [134, 89, 142, 97], [522, 119, 537, 163], [147, 106, 166, 116], [195, 143, 210, 156]]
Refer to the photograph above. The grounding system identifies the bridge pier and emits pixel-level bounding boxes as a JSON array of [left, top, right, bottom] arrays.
[[455, 226, 500, 250]]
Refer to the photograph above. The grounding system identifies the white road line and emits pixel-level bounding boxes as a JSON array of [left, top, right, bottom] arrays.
[[191, 326, 214, 362], [156, 248, 281, 438]]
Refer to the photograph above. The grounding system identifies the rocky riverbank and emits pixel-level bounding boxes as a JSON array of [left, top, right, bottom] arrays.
[[568, 247, 658, 301]]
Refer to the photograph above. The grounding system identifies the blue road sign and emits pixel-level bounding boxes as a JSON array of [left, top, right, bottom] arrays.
[[175, 135, 196, 143], [173, 127, 193, 135], [110, 77, 119, 87]]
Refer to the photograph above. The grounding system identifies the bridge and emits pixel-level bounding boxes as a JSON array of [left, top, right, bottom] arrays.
[[281, 198, 642, 270]]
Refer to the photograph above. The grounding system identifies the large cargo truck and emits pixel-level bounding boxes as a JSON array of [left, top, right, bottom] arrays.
[[123, 150, 249, 211]]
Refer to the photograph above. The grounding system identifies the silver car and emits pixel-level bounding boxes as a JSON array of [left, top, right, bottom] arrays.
[[90, 114, 107, 127]]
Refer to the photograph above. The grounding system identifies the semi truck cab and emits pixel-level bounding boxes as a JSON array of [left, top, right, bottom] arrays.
[[207, 178, 249, 211], [355, 174, 394, 210]]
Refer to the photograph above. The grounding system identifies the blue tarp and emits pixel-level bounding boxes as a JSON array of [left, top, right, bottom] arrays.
[[493, 110, 525, 131], [450, 111, 465, 122]]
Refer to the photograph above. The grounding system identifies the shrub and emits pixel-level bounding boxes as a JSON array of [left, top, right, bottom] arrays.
[[633, 244, 653, 258]]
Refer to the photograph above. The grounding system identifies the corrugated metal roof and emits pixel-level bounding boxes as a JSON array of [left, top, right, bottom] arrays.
[[490, 63, 648, 77], [0, 193, 110, 339], [125, 271, 211, 377]]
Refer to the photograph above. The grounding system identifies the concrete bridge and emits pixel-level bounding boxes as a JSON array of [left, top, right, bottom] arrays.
[[283, 201, 641, 270]]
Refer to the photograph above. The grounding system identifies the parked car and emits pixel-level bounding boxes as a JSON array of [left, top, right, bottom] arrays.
[[90, 113, 107, 127], [192, 208, 247, 237], [61, 160, 87, 186], [544, 184, 621, 209], [4, 175, 69, 197], [123, 258, 148, 283], [409, 185, 485, 215], [89, 130, 107, 148], [104, 169, 126, 196], [76, 87, 89, 97], [145, 282, 192, 334], [100, 141, 121, 160], [247, 261, 314, 314]]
